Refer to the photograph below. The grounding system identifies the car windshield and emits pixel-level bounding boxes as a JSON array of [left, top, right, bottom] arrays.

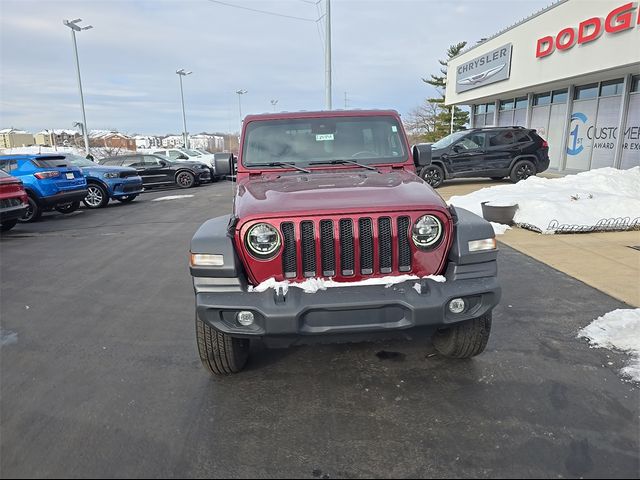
[[432, 131, 468, 149], [242, 115, 407, 167], [64, 154, 96, 167]]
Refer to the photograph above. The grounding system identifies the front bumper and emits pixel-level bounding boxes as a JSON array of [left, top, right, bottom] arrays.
[[195, 273, 500, 339], [110, 179, 144, 198]]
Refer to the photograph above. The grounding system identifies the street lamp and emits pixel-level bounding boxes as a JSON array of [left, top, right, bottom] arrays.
[[176, 68, 192, 149], [270, 99, 278, 112], [63, 18, 93, 156]]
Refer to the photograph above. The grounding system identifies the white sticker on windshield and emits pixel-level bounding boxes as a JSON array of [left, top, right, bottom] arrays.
[[391, 126, 398, 132], [316, 133, 334, 141]]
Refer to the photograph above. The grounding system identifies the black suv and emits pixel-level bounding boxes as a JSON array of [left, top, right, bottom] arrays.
[[416, 127, 550, 188], [99, 154, 211, 189]]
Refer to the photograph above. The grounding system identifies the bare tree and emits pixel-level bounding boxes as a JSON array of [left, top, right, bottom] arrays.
[[404, 100, 440, 144]]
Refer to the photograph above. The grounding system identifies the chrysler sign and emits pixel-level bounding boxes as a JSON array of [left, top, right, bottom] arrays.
[[455, 44, 512, 93]]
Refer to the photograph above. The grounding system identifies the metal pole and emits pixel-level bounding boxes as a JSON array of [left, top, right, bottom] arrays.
[[238, 93, 242, 121], [179, 74, 188, 149], [70, 28, 90, 156], [325, 0, 332, 110], [450, 106, 455, 134]]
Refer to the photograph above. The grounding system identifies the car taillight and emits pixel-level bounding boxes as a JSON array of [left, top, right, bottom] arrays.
[[34, 171, 61, 179], [541, 140, 549, 148]]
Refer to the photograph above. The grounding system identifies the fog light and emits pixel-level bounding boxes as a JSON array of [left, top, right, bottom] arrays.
[[236, 311, 255, 326], [448, 298, 466, 314]]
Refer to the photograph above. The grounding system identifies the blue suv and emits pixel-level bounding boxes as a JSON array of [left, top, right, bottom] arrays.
[[0, 154, 87, 222], [63, 154, 144, 208]]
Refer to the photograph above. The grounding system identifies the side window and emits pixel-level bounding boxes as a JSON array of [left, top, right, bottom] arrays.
[[121, 157, 142, 167], [456, 133, 485, 150], [1, 159, 20, 173], [487, 130, 515, 147], [144, 156, 162, 166], [513, 131, 533, 143], [167, 150, 181, 159], [0, 160, 9, 173]]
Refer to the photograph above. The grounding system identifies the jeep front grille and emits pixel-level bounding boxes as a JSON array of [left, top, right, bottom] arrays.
[[280, 216, 413, 280]]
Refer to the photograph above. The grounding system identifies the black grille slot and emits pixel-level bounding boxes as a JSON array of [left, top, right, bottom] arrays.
[[339, 219, 354, 276], [281, 222, 297, 278], [320, 220, 335, 276], [359, 218, 374, 275], [120, 171, 137, 178], [301, 221, 316, 277], [398, 216, 412, 272], [378, 217, 392, 273]]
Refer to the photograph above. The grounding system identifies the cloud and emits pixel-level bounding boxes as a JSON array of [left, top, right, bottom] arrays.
[[1, 0, 551, 134]]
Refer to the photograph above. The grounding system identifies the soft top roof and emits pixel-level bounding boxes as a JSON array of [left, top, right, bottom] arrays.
[[243, 109, 401, 123]]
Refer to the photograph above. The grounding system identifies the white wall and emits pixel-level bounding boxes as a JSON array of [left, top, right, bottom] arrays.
[[446, 0, 640, 105]]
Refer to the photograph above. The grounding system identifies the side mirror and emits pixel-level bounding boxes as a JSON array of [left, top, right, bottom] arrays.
[[177, 154, 189, 160], [412, 143, 432, 167], [214, 153, 232, 176], [159, 160, 168, 167], [452, 144, 463, 153]]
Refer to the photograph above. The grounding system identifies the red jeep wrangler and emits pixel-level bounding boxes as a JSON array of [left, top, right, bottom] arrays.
[[190, 110, 501, 376]]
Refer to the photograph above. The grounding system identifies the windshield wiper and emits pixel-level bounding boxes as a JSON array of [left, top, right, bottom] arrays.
[[249, 162, 311, 174], [309, 159, 379, 172]]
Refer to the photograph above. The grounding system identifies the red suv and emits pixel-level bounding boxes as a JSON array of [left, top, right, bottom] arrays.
[[189, 110, 501, 375], [0, 170, 28, 232]]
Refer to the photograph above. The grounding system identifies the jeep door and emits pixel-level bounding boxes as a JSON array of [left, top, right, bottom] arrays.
[[484, 130, 519, 174], [447, 133, 487, 175]]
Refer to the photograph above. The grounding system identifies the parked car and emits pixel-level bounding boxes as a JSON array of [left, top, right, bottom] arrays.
[[62, 154, 144, 208], [99, 154, 211, 189], [189, 109, 501, 376], [151, 148, 220, 181], [0, 154, 88, 222], [416, 126, 550, 188], [0, 170, 28, 231]]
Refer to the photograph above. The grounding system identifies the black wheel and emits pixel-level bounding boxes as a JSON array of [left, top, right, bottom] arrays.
[[196, 315, 249, 376], [420, 165, 445, 188], [83, 183, 109, 209], [19, 196, 41, 223], [55, 200, 80, 214], [510, 160, 536, 183], [116, 195, 137, 203], [0, 218, 18, 232], [432, 312, 492, 359], [490, 177, 504, 181], [176, 171, 195, 189]]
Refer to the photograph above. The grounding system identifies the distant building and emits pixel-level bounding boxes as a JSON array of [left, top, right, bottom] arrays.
[[161, 135, 183, 148], [0, 129, 35, 148], [134, 135, 162, 149], [89, 131, 136, 151], [35, 129, 81, 147], [213, 135, 225, 152]]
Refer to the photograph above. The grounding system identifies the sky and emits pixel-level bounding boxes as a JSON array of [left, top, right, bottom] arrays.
[[0, 0, 552, 135]]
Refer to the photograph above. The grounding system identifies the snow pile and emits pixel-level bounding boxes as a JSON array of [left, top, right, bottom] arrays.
[[249, 274, 446, 294], [578, 308, 640, 382], [449, 167, 640, 234], [0, 145, 135, 160]]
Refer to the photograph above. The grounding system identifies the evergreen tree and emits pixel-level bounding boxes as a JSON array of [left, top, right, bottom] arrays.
[[422, 42, 470, 138]]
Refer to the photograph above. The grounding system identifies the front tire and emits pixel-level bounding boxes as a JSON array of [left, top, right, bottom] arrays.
[[19, 196, 41, 223], [55, 201, 80, 214], [176, 171, 195, 189], [432, 312, 492, 359], [420, 165, 445, 188], [83, 183, 109, 209], [0, 218, 18, 232], [510, 160, 536, 183], [196, 316, 250, 376]]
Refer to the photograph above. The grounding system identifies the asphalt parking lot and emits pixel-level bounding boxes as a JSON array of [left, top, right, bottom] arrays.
[[1, 182, 638, 479]]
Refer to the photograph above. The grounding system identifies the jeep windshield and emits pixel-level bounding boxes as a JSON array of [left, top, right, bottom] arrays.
[[242, 116, 407, 167]]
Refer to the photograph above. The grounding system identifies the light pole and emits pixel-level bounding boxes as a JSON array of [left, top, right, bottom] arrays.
[[63, 18, 92, 156], [176, 69, 192, 149], [325, 0, 332, 110], [270, 99, 278, 112], [236, 89, 247, 128]]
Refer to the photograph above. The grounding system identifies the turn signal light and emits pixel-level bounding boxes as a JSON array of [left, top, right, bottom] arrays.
[[190, 253, 224, 267], [468, 238, 497, 252]]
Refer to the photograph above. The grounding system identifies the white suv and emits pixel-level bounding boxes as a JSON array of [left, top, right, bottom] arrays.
[[152, 148, 220, 180]]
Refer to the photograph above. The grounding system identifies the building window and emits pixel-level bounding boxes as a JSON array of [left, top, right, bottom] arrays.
[[533, 92, 551, 106], [515, 96, 528, 109], [600, 79, 624, 97], [574, 83, 598, 100], [632, 75, 640, 93], [551, 89, 568, 104], [499, 99, 514, 111]]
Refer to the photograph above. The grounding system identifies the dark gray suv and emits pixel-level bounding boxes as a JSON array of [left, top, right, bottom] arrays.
[[416, 127, 550, 188]]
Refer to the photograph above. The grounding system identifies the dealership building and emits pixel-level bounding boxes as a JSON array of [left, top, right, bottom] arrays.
[[445, 0, 640, 172]]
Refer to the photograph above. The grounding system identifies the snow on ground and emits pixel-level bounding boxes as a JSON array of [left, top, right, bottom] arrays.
[[0, 145, 134, 159], [578, 308, 640, 382], [249, 274, 447, 294], [449, 167, 640, 234]]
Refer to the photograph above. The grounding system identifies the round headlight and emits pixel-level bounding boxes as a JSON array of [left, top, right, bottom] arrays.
[[246, 223, 281, 259], [412, 215, 443, 249]]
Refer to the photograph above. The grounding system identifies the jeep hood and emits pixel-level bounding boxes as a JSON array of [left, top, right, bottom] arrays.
[[235, 169, 448, 220]]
